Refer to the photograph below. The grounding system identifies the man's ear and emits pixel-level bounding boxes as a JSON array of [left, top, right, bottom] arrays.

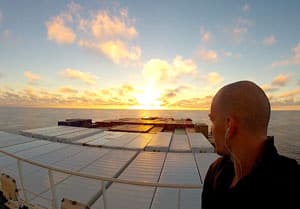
[[226, 116, 237, 138]]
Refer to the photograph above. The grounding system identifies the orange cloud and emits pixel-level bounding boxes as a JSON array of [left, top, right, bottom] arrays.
[[271, 74, 290, 86], [46, 16, 76, 44], [205, 72, 224, 84], [0, 84, 139, 108], [58, 87, 78, 94], [169, 95, 213, 109], [143, 56, 197, 83], [62, 68, 97, 85], [232, 27, 248, 40], [271, 60, 292, 68], [226, 17, 253, 43], [99, 40, 141, 64], [199, 49, 218, 62], [47, 3, 140, 65], [268, 88, 300, 108], [261, 84, 278, 93], [90, 10, 137, 40], [24, 71, 41, 84], [201, 31, 212, 43], [278, 88, 300, 98]]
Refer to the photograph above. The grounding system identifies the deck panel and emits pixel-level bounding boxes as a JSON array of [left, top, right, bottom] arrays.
[[125, 133, 154, 150], [170, 134, 191, 152], [101, 133, 140, 148], [85, 131, 125, 146], [54, 128, 104, 142], [109, 124, 154, 133], [145, 132, 172, 151], [150, 152, 201, 209], [32, 149, 137, 208], [28, 127, 88, 140], [195, 153, 219, 182], [91, 152, 166, 209], [187, 133, 215, 152], [73, 132, 110, 144], [20, 126, 76, 137], [0, 131, 36, 148]]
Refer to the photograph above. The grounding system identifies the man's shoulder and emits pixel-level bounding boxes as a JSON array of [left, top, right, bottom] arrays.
[[275, 155, 300, 176], [208, 156, 231, 173]]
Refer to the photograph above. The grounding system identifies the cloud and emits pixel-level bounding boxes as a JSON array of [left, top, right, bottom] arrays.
[[0, 84, 139, 108], [205, 72, 224, 84], [170, 95, 213, 109], [78, 7, 140, 65], [46, 1, 81, 45], [160, 85, 191, 100], [294, 42, 300, 64], [243, 3, 250, 12], [90, 10, 137, 40], [230, 26, 248, 43], [271, 74, 290, 86], [263, 35, 276, 46], [143, 56, 197, 83], [57, 87, 78, 94], [278, 88, 300, 98], [79, 39, 141, 64], [62, 68, 97, 85], [98, 84, 138, 106], [24, 71, 41, 84], [201, 31, 212, 43], [46, 16, 76, 44], [261, 84, 278, 93], [271, 59, 292, 68], [46, 3, 140, 65], [271, 42, 300, 67], [226, 17, 253, 43], [99, 40, 141, 64], [199, 49, 218, 62], [269, 88, 300, 108]]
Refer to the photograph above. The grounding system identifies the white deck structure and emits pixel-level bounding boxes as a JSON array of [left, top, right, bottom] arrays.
[[145, 132, 173, 151], [91, 152, 166, 209], [170, 134, 191, 152], [151, 153, 202, 209], [187, 133, 215, 152], [0, 126, 218, 209]]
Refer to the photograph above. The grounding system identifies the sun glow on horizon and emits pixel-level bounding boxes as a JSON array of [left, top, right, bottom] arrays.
[[134, 86, 162, 109]]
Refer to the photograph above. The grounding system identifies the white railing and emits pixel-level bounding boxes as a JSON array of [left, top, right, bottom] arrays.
[[0, 149, 203, 209]]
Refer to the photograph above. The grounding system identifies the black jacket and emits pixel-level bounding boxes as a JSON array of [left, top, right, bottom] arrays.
[[202, 138, 300, 209]]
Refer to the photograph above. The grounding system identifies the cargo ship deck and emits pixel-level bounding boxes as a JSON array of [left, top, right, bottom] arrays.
[[0, 118, 218, 209]]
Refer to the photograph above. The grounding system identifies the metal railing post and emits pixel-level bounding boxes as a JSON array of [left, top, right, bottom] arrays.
[[17, 159, 30, 206], [102, 180, 107, 209], [48, 169, 58, 209], [177, 188, 181, 209]]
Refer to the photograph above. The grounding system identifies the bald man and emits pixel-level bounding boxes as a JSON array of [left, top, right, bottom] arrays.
[[202, 81, 300, 209]]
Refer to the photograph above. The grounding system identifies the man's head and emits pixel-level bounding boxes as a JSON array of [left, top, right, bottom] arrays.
[[209, 81, 270, 155]]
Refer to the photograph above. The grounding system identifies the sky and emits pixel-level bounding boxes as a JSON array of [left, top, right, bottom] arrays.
[[0, 0, 300, 110]]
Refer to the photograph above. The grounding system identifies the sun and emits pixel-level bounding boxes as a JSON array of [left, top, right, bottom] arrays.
[[135, 87, 162, 109]]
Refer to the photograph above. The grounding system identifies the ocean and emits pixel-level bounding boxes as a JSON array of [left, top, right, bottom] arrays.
[[0, 107, 299, 163]]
